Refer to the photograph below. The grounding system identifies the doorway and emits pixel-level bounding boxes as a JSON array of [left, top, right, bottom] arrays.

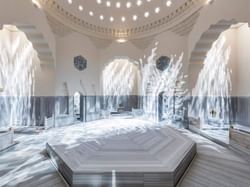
[[73, 92, 85, 122]]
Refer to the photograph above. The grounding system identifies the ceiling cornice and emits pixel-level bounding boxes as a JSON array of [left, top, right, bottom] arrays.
[[38, 0, 206, 41]]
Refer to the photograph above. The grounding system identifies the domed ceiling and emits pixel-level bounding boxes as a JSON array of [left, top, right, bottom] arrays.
[[54, 0, 184, 29], [37, 0, 210, 45]]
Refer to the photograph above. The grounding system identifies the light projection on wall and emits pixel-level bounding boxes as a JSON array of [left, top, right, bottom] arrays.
[[73, 92, 81, 120], [0, 25, 40, 127], [189, 35, 232, 128], [141, 44, 187, 122], [103, 58, 139, 110]]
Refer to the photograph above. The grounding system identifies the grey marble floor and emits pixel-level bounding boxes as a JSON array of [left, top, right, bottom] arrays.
[[0, 126, 250, 187], [179, 129, 250, 187], [0, 133, 67, 187]]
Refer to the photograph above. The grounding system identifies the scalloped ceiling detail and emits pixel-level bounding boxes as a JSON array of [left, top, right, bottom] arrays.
[[38, 0, 207, 43]]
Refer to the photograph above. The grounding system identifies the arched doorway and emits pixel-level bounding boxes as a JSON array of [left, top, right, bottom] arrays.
[[73, 91, 85, 122], [0, 23, 56, 129], [0, 24, 40, 127], [189, 21, 250, 143], [102, 57, 140, 114]]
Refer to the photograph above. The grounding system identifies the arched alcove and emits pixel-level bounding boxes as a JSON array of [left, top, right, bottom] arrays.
[[188, 0, 250, 60], [0, 25, 40, 127], [0, 23, 54, 65], [102, 57, 140, 111], [189, 20, 237, 64], [188, 20, 250, 143], [16, 24, 54, 65], [189, 20, 250, 91]]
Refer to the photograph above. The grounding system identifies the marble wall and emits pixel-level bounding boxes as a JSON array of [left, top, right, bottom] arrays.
[[0, 96, 249, 128], [234, 97, 250, 128], [188, 96, 250, 129], [189, 96, 234, 125], [0, 95, 140, 127]]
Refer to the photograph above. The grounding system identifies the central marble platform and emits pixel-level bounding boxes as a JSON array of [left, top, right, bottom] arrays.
[[46, 122, 196, 187]]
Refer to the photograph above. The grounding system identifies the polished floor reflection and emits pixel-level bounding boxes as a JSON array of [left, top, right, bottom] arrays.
[[0, 133, 67, 187]]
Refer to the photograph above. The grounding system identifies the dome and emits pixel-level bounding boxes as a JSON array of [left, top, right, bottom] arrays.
[[38, 0, 206, 40]]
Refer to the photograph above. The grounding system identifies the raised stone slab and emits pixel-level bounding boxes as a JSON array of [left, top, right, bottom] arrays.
[[47, 125, 196, 187]]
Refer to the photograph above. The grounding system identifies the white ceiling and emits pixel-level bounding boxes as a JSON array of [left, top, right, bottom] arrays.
[[39, 0, 206, 43], [55, 0, 186, 29]]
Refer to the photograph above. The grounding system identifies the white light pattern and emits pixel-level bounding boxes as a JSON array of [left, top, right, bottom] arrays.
[[137, 0, 142, 6], [48, 119, 163, 145], [121, 16, 126, 22], [155, 7, 160, 14], [189, 35, 232, 128], [112, 170, 116, 187], [78, 5, 83, 11], [100, 15, 104, 20], [166, 0, 172, 7], [133, 15, 138, 21], [106, 1, 111, 7], [0, 25, 40, 127], [140, 45, 187, 122], [110, 16, 114, 22], [103, 59, 138, 110], [116, 2, 121, 8], [126, 2, 131, 8]]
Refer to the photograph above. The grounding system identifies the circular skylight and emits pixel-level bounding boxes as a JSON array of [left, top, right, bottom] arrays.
[[155, 7, 160, 14], [166, 0, 172, 7], [121, 16, 126, 22], [61, 0, 177, 28], [100, 14, 104, 20], [126, 2, 131, 8], [133, 15, 138, 21], [106, 1, 111, 7], [110, 16, 114, 22], [78, 5, 83, 11], [116, 2, 121, 8], [42, 0, 202, 41], [137, 0, 142, 6]]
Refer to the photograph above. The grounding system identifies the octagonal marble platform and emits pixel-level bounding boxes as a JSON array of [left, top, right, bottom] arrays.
[[46, 124, 196, 187]]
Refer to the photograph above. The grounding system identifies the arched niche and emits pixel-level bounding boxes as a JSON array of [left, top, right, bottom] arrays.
[[189, 20, 250, 92], [102, 57, 140, 111], [188, 20, 250, 143], [0, 24, 40, 127]]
